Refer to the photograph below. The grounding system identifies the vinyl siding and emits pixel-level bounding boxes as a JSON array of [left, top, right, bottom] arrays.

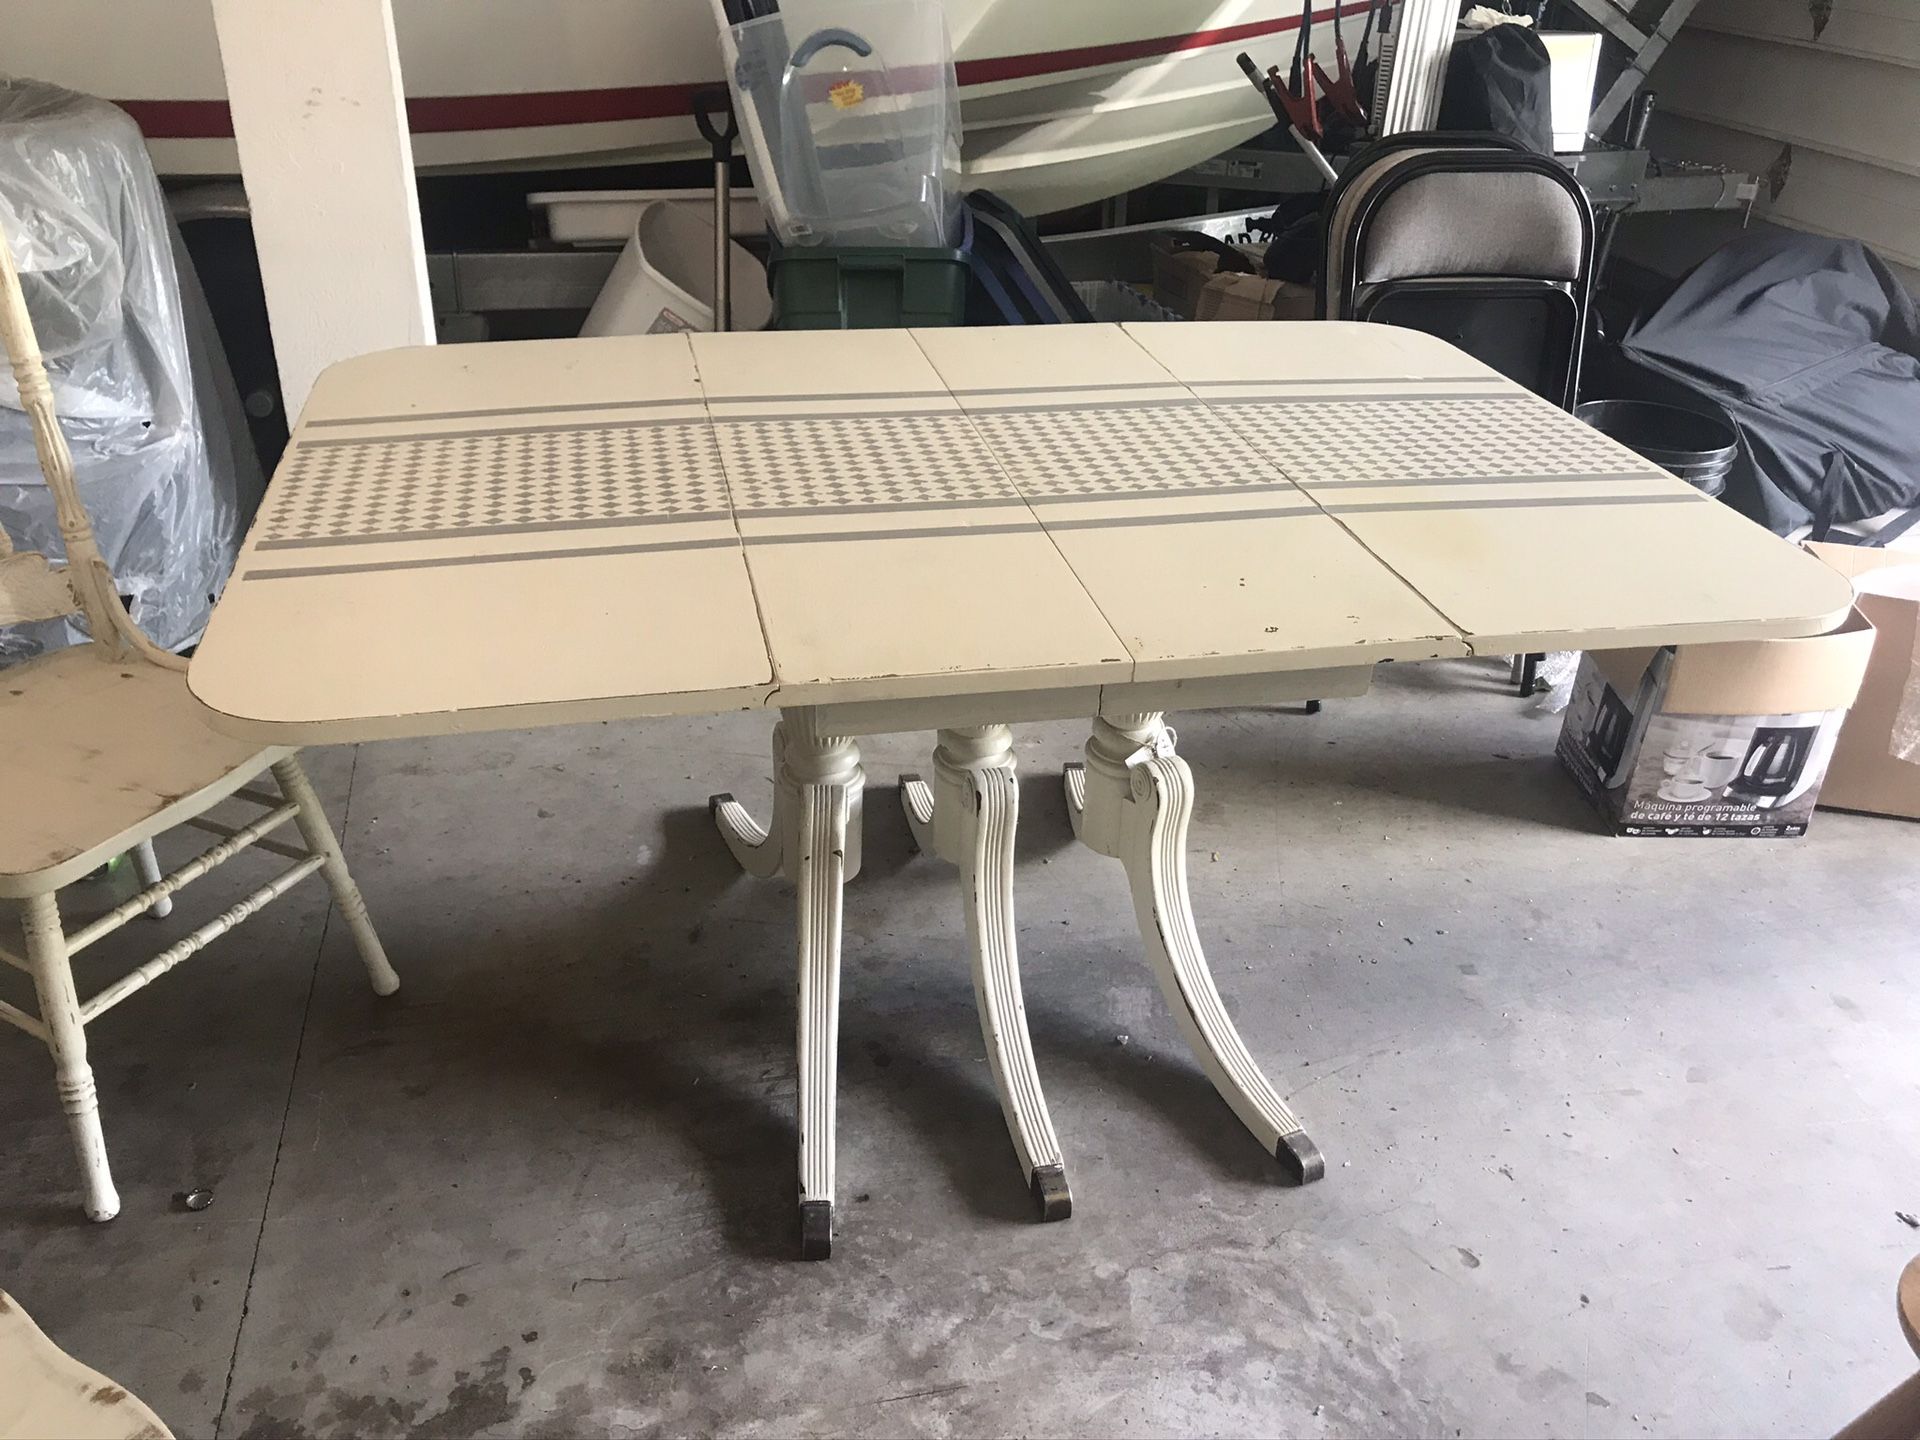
[[1643, 0, 1920, 291]]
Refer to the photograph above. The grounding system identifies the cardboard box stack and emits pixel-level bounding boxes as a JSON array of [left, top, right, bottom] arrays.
[[1150, 237, 1220, 320], [1557, 540, 1920, 836], [1195, 273, 1317, 322], [1556, 609, 1875, 838], [1149, 235, 1286, 320]]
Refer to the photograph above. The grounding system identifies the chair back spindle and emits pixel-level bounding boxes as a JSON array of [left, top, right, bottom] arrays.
[[0, 214, 177, 663]]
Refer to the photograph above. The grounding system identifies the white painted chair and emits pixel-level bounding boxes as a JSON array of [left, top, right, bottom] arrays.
[[1836, 1256, 1920, 1440], [0, 1288, 174, 1439], [0, 216, 398, 1221]]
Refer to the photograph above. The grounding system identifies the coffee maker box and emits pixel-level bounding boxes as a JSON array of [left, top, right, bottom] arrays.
[[1556, 609, 1876, 837]]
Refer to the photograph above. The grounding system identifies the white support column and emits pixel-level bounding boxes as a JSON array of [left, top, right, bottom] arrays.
[[208, 0, 433, 419]]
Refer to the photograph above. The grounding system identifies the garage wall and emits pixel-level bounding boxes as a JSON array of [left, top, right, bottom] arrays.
[[1643, 0, 1920, 293]]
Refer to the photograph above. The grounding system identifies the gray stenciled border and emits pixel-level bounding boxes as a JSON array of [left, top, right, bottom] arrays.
[[253, 365, 1684, 585], [304, 395, 702, 427], [254, 509, 737, 552], [1177, 375, 1509, 388], [1299, 472, 1663, 490], [240, 490, 1704, 583], [729, 496, 1029, 518], [292, 374, 1516, 432], [741, 521, 1040, 547], [285, 388, 1533, 457], [293, 414, 715, 449], [243, 534, 739, 581], [1325, 493, 1702, 516], [1023, 479, 1304, 506], [1207, 391, 1538, 406]]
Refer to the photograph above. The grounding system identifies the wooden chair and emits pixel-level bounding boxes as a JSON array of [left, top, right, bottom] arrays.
[[1, 1287, 175, 1439], [0, 215, 397, 1222], [1837, 1256, 1920, 1440]]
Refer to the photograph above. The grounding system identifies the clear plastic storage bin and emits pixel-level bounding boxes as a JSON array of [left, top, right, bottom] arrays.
[[723, 0, 961, 249]]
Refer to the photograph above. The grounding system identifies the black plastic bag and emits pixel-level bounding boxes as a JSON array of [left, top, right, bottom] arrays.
[[1260, 190, 1326, 285], [1437, 25, 1554, 154]]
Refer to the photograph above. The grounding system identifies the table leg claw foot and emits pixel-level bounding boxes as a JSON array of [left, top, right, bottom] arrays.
[[1030, 1162, 1072, 1221], [1276, 1130, 1326, 1185], [711, 791, 783, 878], [799, 1199, 833, 1261], [899, 774, 935, 854], [1063, 762, 1087, 838]]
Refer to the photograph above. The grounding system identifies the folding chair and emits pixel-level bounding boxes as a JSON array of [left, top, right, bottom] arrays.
[[0, 215, 398, 1221], [1321, 131, 1597, 692], [1321, 130, 1594, 403]]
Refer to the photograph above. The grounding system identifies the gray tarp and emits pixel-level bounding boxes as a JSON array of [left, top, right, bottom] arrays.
[[1621, 230, 1920, 535]]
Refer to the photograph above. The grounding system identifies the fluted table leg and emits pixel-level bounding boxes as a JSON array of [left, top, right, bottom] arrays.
[[1066, 713, 1323, 1183], [902, 725, 1070, 1220]]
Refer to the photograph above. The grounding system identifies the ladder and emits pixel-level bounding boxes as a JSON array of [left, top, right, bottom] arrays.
[[1559, 0, 1705, 134]]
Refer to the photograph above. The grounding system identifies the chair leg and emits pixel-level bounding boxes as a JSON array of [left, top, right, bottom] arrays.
[[270, 756, 399, 997], [1517, 653, 1543, 697], [22, 894, 120, 1221], [131, 840, 172, 918]]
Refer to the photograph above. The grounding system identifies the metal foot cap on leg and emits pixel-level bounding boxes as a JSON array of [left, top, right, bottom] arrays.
[[799, 1199, 833, 1261], [1276, 1130, 1325, 1185], [1029, 1163, 1072, 1222]]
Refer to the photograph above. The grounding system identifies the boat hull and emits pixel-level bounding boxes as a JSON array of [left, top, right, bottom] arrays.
[[9, 2, 1359, 214]]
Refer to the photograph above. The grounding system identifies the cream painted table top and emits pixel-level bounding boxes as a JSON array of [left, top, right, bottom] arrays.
[[185, 320, 1856, 1257], [188, 322, 1852, 740]]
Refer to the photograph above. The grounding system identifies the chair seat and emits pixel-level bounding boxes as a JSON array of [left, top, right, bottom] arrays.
[[0, 647, 287, 897], [0, 1287, 175, 1439]]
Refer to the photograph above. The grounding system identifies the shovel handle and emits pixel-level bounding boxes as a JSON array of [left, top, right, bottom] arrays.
[[692, 86, 739, 154]]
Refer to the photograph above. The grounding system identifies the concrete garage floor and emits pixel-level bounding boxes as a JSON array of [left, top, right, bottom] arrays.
[[2, 658, 1916, 1439]]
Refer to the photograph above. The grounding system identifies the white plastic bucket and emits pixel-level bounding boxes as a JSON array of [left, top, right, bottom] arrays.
[[579, 200, 773, 336]]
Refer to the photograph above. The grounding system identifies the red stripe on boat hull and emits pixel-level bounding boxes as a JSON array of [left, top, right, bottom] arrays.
[[118, 6, 1369, 141]]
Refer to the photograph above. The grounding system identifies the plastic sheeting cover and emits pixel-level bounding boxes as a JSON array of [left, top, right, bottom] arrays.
[[0, 77, 254, 657]]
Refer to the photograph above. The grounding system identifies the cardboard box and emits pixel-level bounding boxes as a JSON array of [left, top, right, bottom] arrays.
[[1150, 240, 1218, 320], [1556, 608, 1875, 837], [1806, 541, 1920, 821], [1194, 272, 1318, 322]]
